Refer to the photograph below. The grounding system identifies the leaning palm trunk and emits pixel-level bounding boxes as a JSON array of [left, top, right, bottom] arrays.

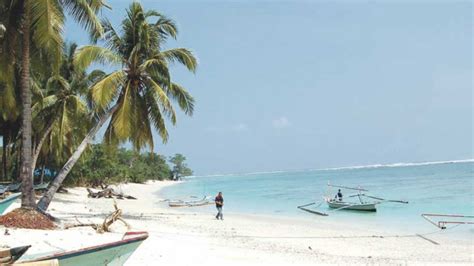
[[37, 105, 118, 211], [31, 119, 55, 176], [19, 3, 36, 208]]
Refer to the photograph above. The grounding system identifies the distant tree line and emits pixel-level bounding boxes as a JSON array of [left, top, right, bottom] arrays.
[[0, 143, 193, 186]]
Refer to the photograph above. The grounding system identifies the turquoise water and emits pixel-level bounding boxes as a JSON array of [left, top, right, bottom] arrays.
[[161, 161, 474, 238]]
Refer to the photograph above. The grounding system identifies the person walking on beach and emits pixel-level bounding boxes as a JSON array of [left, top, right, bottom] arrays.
[[215, 192, 224, 220]]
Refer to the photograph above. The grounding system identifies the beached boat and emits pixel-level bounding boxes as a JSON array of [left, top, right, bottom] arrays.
[[168, 200, 187, 207], [0, 245, 31, 264], [33, 182, 50, 191], [325, 198, 377, 211], [168, 196, 213, 207], [18, 231, 148, 266], [0, 193, 21, 214], [7, 183, 21, 192], [14, 259, 59, 265]]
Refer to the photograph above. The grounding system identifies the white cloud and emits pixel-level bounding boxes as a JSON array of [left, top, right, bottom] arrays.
[[272, 116, 290, 129], [231, 123, 249, 132], [205, 123, 249, 132]]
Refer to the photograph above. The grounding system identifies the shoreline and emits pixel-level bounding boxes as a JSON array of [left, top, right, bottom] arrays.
[[1, 181, 473, 265], [157, 179, 473, 244]]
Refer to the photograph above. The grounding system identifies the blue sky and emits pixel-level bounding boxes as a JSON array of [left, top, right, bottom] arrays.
[[66, 0, 472, 174]]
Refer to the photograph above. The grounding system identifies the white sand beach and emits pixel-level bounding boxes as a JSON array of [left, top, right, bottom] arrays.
[[2, 181, 473, 265]]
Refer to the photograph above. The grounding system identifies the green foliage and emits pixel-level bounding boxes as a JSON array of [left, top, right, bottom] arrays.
[[169, 153, 193, 180], [65, 144, 180, 186]]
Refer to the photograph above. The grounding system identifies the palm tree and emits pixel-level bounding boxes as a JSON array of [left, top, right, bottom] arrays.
[[0, 0, 106, 208], [32, 43, 105, 173], [38, 2, 197, 211]]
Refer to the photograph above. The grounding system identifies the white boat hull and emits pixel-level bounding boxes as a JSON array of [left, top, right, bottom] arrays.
[[326, 199, 377, 212]]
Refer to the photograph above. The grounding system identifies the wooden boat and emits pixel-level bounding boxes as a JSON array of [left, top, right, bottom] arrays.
[[325, 198, 377, 211], [0, 245, 31, 264], [7, 183, 21, 192], [168, 196, 213, 207], [0, 193, 21, 214], [18, 231, 148, 266], [33, 182, 49, 191], [14, 259, 59, 265], [168, 200, 187, 207], [0, 185, 8, 195], [298, 182, 408, 216]]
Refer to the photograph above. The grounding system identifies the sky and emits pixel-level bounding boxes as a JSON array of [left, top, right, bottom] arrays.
[[65, 0, 472, 175]]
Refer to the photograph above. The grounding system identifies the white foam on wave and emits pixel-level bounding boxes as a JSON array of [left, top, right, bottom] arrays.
[[316, 159, 474, 172], [194, 159, 474, 178]]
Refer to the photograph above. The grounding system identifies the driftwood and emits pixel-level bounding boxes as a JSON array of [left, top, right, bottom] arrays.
[[58, 186, 68, 194], [86, 188, 136, 200], [65, 201, 130, 233]]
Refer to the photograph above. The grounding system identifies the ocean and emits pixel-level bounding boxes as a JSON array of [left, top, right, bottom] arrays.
[[160, 160, 474, 239]]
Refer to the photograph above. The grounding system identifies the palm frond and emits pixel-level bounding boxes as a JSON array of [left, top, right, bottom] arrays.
[[147, 93, 169, 143], [130, 95, 154, 151], [155, 15, 178, 40], [147, 78, 176, 124], [62, 0, 105, 39], [110, 80, 132, 140], [74, 45, 121, 71], [32, 94, 58, 117], [140, 57, 171, 86], [161, 48, 197, 73], [167, 83, 195, 116], [46, 75, 70, 92], [30, 0, 64, 64], [90, 70, 125, 110], [101, 19, 122, 51]]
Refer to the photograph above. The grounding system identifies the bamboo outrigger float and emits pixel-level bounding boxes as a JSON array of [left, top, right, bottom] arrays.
[[421, 213, 474, 229], [298, 182, 408, 216]]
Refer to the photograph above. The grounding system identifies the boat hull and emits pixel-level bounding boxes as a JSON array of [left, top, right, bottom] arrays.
[[168, 197, 213, 207], [326, 200, 377, 212], [0, 193, 21, 214], [20, 232, 148, 266]]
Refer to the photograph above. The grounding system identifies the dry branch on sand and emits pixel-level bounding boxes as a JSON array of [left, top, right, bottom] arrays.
[[86, 188, 137, 200], [65, 201, 130, 233]]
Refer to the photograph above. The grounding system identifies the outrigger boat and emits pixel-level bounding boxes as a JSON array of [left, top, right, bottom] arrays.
[[0, 192, 21, 214], [298, 182, 408, 216], [17, 231, 148, 266], [168, 196, 214, 207], [421, 213, 474, 229]]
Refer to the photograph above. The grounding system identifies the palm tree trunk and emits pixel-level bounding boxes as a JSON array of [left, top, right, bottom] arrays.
[[2, 135, 7, 181], [37, 105, 118, 211], [31, 119, 55, 175], [40, 164, 45, 184], [19, 2, 36, 208]]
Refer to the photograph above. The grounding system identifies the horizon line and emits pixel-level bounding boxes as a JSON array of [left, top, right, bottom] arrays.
[[191, 158, 474, 178]]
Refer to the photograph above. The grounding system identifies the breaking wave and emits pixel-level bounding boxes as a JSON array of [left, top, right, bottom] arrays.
[[194, 159, 473, 178]]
